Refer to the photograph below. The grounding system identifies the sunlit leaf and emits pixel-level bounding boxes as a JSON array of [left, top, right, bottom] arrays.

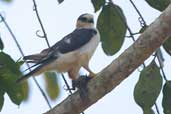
[[145, 0, 170, 11], [97, 3, 126, 55], [134, 61, 162, 110], [0, 38, 4, 50], [21, 81, 29, 101], [163, 37, 171, 56], [44, 72, 60, 100], [0, 52, 20, 74], [0, 68, 23, 105], [16, 60, 29, 101], [57, 0, 64, 4], [162, 81, 171, 114], [91, 0, 105, 12], [0, 52, 29, 105]]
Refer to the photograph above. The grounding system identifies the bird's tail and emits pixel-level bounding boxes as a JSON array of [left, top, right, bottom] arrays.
[[16, 64, 44, 83], [23, 54, 45, 61]]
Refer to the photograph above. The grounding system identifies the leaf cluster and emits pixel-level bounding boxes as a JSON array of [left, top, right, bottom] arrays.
[[0, 39, 29, 111]]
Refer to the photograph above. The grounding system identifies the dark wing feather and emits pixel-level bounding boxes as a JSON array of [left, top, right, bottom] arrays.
[[51, 28, 97, 53]]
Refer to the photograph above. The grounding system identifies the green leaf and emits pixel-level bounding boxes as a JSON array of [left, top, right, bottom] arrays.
[[1, 0, 12, 3], [44, 72, 60, 100], [20, 81, 29, 101], [0, 38, 4, 50], [162, 81, 171, 114], [145, 0, 170, 11], [143, 108, 155, 114], [97, 3, 126, 56], [163, 37, 171, 56], [0, 52, 20, 74], [134, 61, 163, 110], [0, 87, 5, 111], [57, 0, 64, 4], [91, 0, 105, 12], [0, 52, 29, 105]]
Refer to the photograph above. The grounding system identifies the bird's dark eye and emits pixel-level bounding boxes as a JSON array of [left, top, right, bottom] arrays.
[[78, 17, 88, 22], [88, 18, 94, 23]]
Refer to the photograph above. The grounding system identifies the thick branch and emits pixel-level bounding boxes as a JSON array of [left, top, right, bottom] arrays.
[[45, 4, 171, 114]]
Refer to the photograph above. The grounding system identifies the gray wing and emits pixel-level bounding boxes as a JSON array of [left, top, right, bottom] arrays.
[[24, 28, 97, 62]]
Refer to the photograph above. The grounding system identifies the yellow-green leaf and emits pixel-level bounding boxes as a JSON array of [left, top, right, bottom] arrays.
[[21, 81, 29, 101], [91, 0, 105, 12], [145, 0, 170, 11], [97, 3, 126, 56], [44, 72, 60, 100], [162, 81, 171, 114], [134, 61, 162, 110], [0, 52, 29, 105]]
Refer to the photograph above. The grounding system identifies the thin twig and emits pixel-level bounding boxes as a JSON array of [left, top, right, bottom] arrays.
[[128, 1, 163, 114], [129, 0, 147, 27], [61, 74, 73, 94], [0, 14, 52, 109], [155, 103, 160, 114], [156, 53, 168, 81], [32, 0, 50, 47]]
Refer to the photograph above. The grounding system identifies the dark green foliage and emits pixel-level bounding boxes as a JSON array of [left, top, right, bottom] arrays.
[[144, 108, 155, 114], [162, 81, 171, 114], [0, 87, 5, 111], [57, 0, 64, 4], [91, 0, 105, 12], [97, 3, 126, 56], [0, 52, 29, 110], [163, 37, 171, 56], [0, 38, 4, 50], [145, 0, 170, 11], [44, 72, 60, 100], [0, 0, 12, 3], [134, 61, 162, 112]]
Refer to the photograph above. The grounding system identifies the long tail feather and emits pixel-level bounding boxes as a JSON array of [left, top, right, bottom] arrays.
[[16, 64, 44, 83], [24, 54, 45, 60], [16, 54, 57, 84]]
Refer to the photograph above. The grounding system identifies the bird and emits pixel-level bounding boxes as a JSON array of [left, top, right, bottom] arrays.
[[16, 13, 100, 84]]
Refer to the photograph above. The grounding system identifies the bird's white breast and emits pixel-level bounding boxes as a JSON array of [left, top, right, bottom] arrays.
[[46, 29, 100, 73]]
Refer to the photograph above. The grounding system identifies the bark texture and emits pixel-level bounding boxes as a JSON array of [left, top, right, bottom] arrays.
[[45, 4, 171, 114]]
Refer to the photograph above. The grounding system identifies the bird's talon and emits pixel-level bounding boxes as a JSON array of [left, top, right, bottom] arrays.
[[89, 72, 96, 78]]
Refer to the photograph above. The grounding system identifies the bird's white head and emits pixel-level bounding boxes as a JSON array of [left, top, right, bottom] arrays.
[[76, 13, 94, 28]]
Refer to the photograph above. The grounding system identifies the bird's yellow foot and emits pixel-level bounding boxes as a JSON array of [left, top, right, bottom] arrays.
[[72, 75, 91, 104], [89, 72, 96, 78]]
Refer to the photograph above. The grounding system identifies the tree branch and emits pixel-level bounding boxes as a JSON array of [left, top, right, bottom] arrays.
[[45, 4, 171, 114]]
